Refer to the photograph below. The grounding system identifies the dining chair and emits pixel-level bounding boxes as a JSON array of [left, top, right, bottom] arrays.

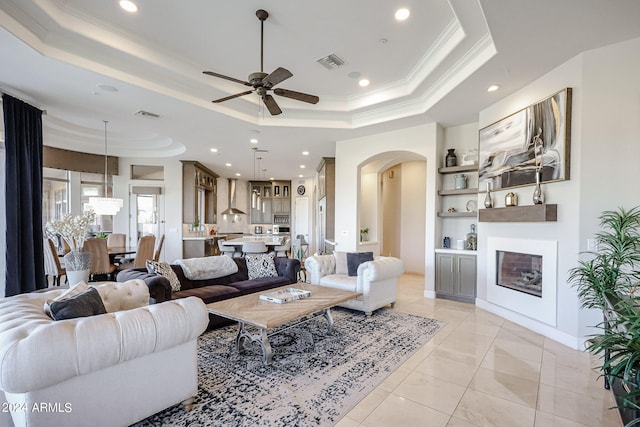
[[118, 235, 156, 270], [84, 237, 117, 281], [107, 233, 126, 248], [153, 234, 165, 262], [242, 241, 268, 256], [43, 238, 67, 286]]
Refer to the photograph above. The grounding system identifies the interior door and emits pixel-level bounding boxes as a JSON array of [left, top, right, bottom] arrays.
[[129, 187, 165, 247]]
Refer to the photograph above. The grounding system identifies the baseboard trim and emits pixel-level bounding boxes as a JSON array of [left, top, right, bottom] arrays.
[[423, 290, 436, 299], [475, 299, 585, 350]]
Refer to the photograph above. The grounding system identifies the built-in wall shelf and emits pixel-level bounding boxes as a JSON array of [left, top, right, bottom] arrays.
[[437, 212, 477, 218], [478, 204, 557, 222], [438, 188, 478, 196], [438, 165, 478, 174]]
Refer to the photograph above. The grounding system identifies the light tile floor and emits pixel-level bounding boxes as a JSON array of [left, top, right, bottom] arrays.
[[336, 274, 622, 427]]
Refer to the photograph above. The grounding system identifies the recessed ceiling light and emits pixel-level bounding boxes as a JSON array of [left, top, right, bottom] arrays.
[[487, 85, 500, 92], [225, 163, 232, 167], [395, 8, 410, 21], [299, 165, 306, 169], [270, 177, 275, 181], [359, 79, 370, 87], [210, 148, 218, 153], [250, 138, 258, 144], [235, 173, 241, 177], [119, 0, 138, 13], [97, 84, 118, 92], [298, 174, 304, 178], [302, 151, 309, 156]]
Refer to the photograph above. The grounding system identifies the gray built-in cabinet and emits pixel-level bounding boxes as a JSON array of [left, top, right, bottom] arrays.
[[181, 161, 218, 225], [435, 252, 477, 303], [249, 180, 291, 224]]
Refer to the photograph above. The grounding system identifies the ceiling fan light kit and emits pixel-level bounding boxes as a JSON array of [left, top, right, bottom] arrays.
[[203, 9, 319, 116]]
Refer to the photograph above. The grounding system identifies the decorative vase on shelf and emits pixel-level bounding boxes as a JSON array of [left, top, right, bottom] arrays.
[[63, 250, 91, 285], [484, 181, 493, 208], [532, 170, 545, 204], [466, 224, 477, 250], [445, 149, 457, 167]]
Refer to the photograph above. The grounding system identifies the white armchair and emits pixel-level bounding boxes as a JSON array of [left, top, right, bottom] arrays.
[[305, 251, 404, 315], [0, 280, 209, 427]]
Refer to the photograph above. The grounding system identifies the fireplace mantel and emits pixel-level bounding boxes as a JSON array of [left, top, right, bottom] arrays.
[[478, 204, 557, 222]]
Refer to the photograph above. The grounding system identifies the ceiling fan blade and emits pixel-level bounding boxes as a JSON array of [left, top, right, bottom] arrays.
[[262, 94, 282, 115], [262, 67, 293, 88], [212, 90, 253, 103], [273, 88, 319, 104], [203, 71, 252, 87]]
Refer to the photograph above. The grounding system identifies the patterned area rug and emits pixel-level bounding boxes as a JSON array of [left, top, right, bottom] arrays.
[[133, 308, 443, 427]]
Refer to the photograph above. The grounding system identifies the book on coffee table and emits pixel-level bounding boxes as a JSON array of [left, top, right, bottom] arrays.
[[259, 288, 312, 304]]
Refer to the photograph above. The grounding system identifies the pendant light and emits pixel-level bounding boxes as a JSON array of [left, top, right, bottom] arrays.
[[89, 121, 123, 215]]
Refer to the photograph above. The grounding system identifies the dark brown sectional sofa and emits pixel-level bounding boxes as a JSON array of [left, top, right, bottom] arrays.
[[116, 256, 300, 328]]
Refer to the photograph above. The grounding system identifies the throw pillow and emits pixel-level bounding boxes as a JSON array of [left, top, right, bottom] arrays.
[[146, 260, 181, 292], [44, 280, 89, 317], [245, 252, 279, 280], [49, 287, 107, 321], [347, 252, 374, 277], [334, 251, 348, 275]]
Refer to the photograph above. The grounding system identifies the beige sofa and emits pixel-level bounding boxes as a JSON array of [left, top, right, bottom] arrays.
[[305, 251, 404, 315], [0, 280, 209, 427]]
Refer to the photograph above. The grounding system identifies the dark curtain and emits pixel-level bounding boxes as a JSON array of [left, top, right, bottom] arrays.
[[3, 93, 45, 296]]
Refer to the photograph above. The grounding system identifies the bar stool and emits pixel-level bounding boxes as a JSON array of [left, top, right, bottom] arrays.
[[218, 240, 241, 257], [242, 241, 267, 256]]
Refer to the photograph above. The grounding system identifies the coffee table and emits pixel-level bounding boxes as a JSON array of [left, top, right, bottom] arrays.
[[206, 284, 362, 365]]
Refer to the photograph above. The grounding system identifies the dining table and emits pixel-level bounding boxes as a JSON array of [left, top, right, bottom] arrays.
[[107, 246, 137, 264]]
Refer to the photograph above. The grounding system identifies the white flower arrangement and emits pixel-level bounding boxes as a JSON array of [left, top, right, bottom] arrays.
[[45, 209, 96, 252]]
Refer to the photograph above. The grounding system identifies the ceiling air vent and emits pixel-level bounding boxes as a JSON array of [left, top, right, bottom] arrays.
[[134, 110, 160, 119], [316, 53, 345, 70]]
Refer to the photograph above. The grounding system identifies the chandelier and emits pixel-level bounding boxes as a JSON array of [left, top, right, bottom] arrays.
[[89, 121, 123, 215]]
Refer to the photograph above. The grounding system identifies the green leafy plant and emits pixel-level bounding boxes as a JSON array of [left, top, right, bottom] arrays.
[[569, 207, 640, 310], [95, 232, 108, 239], [569, 206, 640, 425]]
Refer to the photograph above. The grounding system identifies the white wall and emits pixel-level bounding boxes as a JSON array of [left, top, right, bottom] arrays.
[[476, 36, 640, 348], [335, 123, 440, 291], [113, 157, 183, 263], [400, 161, 427, 274]]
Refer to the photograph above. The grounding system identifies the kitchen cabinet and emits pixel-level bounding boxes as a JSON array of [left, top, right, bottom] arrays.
[[316, 158, 335, 253], [435, 251, 476, 303], [181, 161, 218, 225], [182, 237, 223, 259], [249, 180, 290, 224]]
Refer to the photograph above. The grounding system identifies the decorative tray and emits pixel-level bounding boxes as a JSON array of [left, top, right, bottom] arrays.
[[259, 288, 311, 304]]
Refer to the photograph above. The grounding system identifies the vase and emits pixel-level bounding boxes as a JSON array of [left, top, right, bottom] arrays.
[[63, 250, 91, 285], [466, 224, 477, 251], [505, 192, 518, 207], [445, 149, 457, 167], [484, 181, 493, 208], [532, 170, 545, 204]]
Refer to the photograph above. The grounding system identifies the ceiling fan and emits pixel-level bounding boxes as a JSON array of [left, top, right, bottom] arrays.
[[203, 9, 319, 116]]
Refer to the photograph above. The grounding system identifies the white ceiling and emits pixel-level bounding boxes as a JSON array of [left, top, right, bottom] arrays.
[[1, 0, 640, 180]]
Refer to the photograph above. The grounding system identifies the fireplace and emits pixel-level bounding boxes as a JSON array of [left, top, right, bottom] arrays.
[[486, 237, 558, 326], [496, 251, 542, 297]]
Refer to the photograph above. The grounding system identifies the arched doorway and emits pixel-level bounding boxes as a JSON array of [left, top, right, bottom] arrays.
[[358, 152, 427, 274]]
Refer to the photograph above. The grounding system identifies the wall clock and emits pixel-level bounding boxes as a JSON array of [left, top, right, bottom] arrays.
[[297, 185, 306, 195]]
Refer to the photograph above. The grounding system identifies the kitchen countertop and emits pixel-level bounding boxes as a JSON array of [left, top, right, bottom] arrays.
[[183, 235, 227, 241]]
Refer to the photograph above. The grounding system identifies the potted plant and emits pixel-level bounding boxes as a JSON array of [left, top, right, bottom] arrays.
[[569, 206, 640, 425], [360, 227, 369, 242]]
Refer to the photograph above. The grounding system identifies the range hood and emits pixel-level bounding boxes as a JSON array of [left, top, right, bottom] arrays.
[[220, 178, 246, 215]]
